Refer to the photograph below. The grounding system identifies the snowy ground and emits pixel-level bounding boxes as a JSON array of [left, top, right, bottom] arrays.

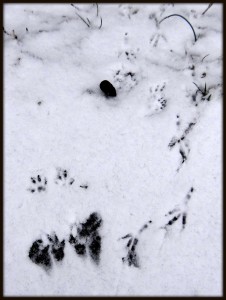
[[4, 3, 222, 296]]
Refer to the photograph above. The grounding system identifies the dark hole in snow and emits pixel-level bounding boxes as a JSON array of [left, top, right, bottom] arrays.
[[100, 80, 117, 97]]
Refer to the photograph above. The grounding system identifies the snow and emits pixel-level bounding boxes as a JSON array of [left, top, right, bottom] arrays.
[[4, 3, 222, 296]]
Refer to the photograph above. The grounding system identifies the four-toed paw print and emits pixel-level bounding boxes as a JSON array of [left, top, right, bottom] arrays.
[[28, 175, 47, 193]]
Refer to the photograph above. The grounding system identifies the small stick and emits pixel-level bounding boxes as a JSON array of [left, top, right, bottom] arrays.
[[71, 3, 80, 11], [96, 3, 99, 17], [75, 12, 90, 27], [193, 82, 204, 94], [99, 17, 102, 29], [202, 3, 213, 15], [201, 54, 210, 62], [159, 14, 197, 42]]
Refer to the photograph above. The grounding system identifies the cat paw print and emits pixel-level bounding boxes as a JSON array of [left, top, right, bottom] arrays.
[[144, 82, 167, 116], [28, 175, 47, 193], [55, 168, 74, 186]]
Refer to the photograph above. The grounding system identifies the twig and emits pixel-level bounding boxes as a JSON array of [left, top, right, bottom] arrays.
[[202, 3, 213, 15], [193, 82, 204, 94], [96, 3, 99, 17], [201, 54, 210, 62], [3, 27, 10, 36], [75, 12, 90, 27], [71, 3, 80, 11], [159, 14, 197, 42], [3, 27, 18, 39], [99, 17, 102, 29]]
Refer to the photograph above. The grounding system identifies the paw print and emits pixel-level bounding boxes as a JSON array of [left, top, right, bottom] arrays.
[[47, 233, 65, 262], [118, 48, 140, 63], [120, 234, 139, 268], [55, 168, 74, 186], [28, 175, 47, 193], [168, 120, 196, 171], [118, 4, 139, 19], [113, 68, 138, 93], [69, 212, 102, 264], [28, 239, 52, 270], [144, 82, 167, 116]]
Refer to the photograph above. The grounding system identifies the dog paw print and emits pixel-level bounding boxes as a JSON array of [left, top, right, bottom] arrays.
[[55, 168, 74, 186], [28, 175, 47, 193], [145, 82, 167, 116], [47, 233, 65, 262]]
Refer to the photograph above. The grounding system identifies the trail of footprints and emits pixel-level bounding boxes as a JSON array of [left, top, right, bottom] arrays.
[[28, 187, 194, 270], [119, 187, 194, 268], [29, 212, 102, 271], [27, 168, 86, 193]]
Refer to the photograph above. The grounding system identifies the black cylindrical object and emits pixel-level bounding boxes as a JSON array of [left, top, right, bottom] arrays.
[[100, 80, 117, 97]]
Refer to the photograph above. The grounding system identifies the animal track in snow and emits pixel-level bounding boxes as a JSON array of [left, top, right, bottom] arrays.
[[28, 213, 103, 271], [28, 175, 47, 193], [120, 219, 152, 268], [168, 117, 196, 172], [118, 4, 139, 19], [47, 233, 65, 262], [29, 239, 51, 270], [69, 212, 102, 264], [29, 233, 65, 271], [161, 187, 195, 238], [119, 187, 195, 267], [55, 168, 75, 186], [113, 69, 138, 93], [144, 82, 167, 116]]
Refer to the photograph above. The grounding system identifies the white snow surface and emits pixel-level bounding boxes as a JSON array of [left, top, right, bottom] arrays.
[[4, 3, 222, 296]]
